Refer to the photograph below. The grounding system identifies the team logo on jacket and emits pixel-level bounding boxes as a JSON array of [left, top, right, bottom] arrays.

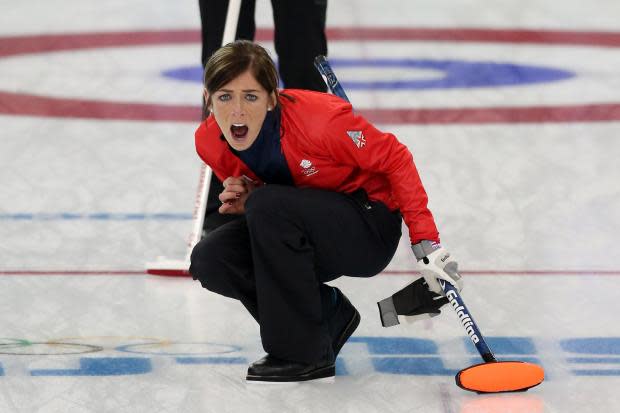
[[347, 131, 366, 148], [300, 159, 319, 176]]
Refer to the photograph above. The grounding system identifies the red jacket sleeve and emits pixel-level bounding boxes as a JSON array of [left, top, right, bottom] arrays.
[[320, 103, 440, 244]]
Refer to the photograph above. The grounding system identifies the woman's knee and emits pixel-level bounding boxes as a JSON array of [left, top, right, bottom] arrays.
[[189, 238, 227, 294]]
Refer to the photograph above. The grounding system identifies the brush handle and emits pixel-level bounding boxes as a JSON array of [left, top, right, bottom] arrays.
[[440, 280, 497, 363], [314, 55, 351, 103]]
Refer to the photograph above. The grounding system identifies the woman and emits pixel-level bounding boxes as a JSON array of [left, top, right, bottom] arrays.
[[189, 40, 462, 383]]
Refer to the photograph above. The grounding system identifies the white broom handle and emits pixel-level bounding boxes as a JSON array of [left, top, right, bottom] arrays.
[[222, 0, 242, 45]]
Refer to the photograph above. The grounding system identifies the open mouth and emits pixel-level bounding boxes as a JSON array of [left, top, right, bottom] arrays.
[[230, 123, 249, 140]]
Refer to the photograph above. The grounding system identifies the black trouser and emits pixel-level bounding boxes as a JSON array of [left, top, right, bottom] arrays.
[[190, 185, 402, 364], [199, 0, 328, 92]]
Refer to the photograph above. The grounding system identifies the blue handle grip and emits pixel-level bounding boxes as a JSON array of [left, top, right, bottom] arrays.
[[440, 279, 497, 363], [314, 55, 351, 103]]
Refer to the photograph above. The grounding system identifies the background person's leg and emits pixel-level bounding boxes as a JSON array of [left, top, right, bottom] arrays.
[[199, 0, 257, 67], [270, 0, 328, 92]]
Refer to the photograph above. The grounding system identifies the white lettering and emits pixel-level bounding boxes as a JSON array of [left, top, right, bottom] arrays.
[[445, 289, 480, 344]]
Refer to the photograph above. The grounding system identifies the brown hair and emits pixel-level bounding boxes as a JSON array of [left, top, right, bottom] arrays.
[[203, 40, 279, 107]]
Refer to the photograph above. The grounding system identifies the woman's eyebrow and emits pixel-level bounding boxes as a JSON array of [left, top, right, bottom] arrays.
[[217, 89, 260, 93]]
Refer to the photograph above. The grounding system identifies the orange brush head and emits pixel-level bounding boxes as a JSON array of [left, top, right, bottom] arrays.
[[456, 361, 545, 393]]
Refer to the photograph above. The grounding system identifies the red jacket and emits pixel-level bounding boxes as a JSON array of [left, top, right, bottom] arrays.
[[195, 89, 439, 244]]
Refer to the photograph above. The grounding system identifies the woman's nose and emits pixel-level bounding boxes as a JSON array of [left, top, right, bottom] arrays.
[[231, 98, 244, 116]]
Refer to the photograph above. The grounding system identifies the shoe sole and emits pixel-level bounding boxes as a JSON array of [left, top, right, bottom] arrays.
[[245, 364, 335, 383], [245, 376, 335, 385], [333, 308, 361, 357]]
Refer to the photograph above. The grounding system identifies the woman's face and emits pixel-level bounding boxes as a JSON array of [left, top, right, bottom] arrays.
[[207, 69, 276, 151]]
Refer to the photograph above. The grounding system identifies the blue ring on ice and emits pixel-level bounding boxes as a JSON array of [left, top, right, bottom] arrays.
[[162, 58, 574, 90]]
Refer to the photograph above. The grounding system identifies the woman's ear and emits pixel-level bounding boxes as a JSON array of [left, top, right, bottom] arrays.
[[269, 91, 278, 110]]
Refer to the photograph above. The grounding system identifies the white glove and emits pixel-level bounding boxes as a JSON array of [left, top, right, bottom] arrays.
[[412, 241, 463, 295]]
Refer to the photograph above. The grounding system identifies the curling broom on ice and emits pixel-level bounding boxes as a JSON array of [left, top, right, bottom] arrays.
[[315, 54, 544, 393], [438, 279, 544, 393]]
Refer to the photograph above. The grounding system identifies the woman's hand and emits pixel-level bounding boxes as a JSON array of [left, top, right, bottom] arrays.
[[218, 176, 257, 214]]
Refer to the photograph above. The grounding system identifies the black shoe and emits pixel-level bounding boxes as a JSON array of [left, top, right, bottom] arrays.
[[246, 355, 335, 383], [329, 288, 361, 357]]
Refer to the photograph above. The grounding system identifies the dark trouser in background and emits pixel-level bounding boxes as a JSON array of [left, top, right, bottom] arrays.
[[199, 0, 328, 92], [190, 185, 402, 364]]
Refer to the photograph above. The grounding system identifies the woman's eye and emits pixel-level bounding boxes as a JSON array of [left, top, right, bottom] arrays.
[[245, 94, 258, 102], [217, 94, 231, 102]]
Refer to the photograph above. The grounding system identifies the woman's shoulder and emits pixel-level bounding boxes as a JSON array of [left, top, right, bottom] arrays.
[[279, 89, 352, 130], [195, 116, 223, 141], [195, 116, 226, 160], [280, 88, 350, 111]]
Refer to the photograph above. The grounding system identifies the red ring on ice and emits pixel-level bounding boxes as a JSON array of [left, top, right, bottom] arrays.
[[1, 28, 620, 124]]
